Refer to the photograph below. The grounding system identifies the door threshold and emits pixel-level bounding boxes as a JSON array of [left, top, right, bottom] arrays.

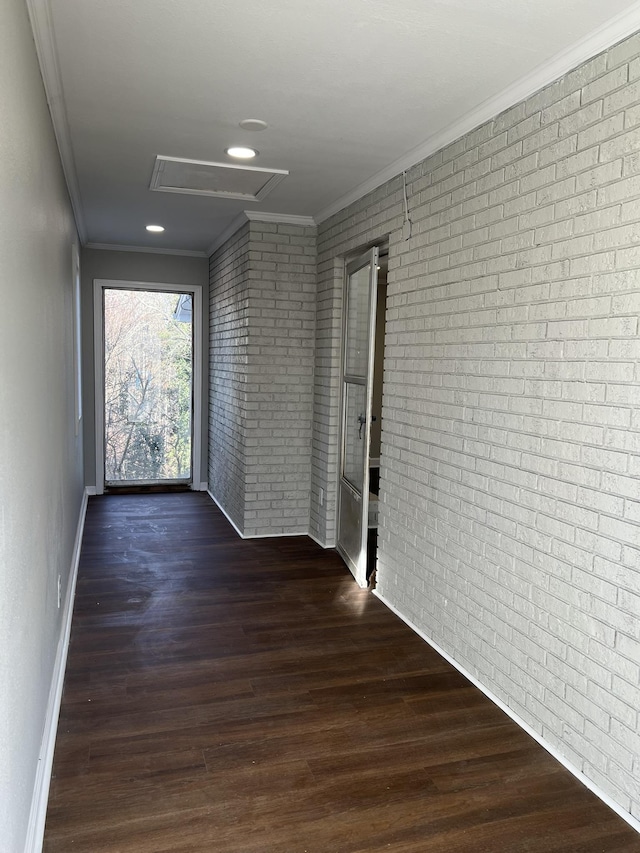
[[104, 483, 192, 495]]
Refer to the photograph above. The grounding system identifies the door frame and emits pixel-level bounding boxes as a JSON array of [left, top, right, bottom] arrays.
[[336, 247, 379, 587], [93, 279, 203, 495]]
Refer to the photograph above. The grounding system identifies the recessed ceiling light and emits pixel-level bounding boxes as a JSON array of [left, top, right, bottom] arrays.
[[225, 146, 258, 159], [239, 119, 268, 132], [146, 224, 165, 232]]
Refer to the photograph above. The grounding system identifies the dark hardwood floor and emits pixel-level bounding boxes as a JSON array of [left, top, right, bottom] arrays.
[[44, 493, 640, 852]]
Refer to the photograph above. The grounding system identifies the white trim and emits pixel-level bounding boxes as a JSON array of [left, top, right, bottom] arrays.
[[24, 488, 88, 853], [207, 490, 247, 537], [336, 248, 379, 590], [72, 243, 83, 433], [85, 485, 98, 496], [243, 211, 316, 227], [309, 531, 331, 549], [196, 481, 208, 492], [373, 589, 640, 837], [85, 242, 208, 258], [93, 283, 104, 495], [206, 211, 316, 257], [150, 155, 288, 202], [25, 0, 87, 244], [245, 530, 309, 539], [93, 279, 203, 495], [191, 287, 203, 498], [27, 0, 640, 249], [314, 5, 640, 225], [206, 491, 309, 540]]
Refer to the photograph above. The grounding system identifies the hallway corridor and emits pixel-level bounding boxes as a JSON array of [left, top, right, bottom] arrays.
[[44, 493, 640, 852]]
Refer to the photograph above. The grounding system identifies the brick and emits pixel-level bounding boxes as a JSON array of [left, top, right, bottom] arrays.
[[523, 123, 560, 155], [607, 32, 640, 70], [211, 221, 315, 537], [601, 126, 640, 162], [551, 235, 593, 260], [309, 30, 640, 822], [578, 113, 625, 149], [609, 339, 640, 358], [570, 251, 617, 276], [588, 316, 638, 337], [576, 160, 624, 192], [593, 222, 640, 251], [583, 404, 631, 428], [556, 147, 600, 179], [541, 91, 582, 124], [573, 208, 621, 236], [582, 66, 629, 104], [604, 79, 640, 115], [555, 190, 598, 219]]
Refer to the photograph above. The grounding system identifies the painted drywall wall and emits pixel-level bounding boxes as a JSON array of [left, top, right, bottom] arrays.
[[0, 0, 84, 849], [313, 32, 640, 824], [209, 220, 316, 536], [80, 248, 209, 487]]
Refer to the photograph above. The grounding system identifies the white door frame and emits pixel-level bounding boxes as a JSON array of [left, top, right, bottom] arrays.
[[93, 279, 203, 495], [336, 247, 379, 588]]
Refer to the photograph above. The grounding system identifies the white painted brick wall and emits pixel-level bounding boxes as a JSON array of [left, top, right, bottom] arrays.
[[210, 220, 316, 536], [209, 223, 249, 530], [313, 30, 640, 823], [244, 221, 316, 535]]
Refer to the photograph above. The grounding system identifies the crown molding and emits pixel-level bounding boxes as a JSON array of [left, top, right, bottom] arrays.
[[315, 3, 640, 224], [25, 0, 87, 244], [206, 211, 316, 257], [243, 211, 316, 227], [84, 242, 208, 258]]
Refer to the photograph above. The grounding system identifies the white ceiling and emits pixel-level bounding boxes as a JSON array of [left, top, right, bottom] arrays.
[[29, 0, 640, 256]]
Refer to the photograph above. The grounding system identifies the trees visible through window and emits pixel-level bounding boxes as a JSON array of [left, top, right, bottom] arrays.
[[103, 288, 192, 483]]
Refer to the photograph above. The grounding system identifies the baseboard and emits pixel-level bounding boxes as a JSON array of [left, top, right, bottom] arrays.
[[24, 488, 88, 853], [85, 485, 97, 496], [309, 531, 334, 550], [207, 490, 248, 538], [373, 589, 640, 836], [245, 530, 309, 539], [205, 491, 310, 540]]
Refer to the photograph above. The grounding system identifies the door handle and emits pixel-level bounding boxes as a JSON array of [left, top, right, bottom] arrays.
[[358, 414, 377, 439], [358, 413, 366, 438]]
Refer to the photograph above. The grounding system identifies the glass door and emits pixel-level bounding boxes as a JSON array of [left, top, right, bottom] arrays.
[[100, 286, 194, 488], [337, 247, 379, 587]]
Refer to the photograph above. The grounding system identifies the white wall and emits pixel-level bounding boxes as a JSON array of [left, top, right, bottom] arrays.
[[0, 0, 84, 849], [313, 33, 640, 825], [209, 220, 316, 536], [244, 221, 316, 535], [209, 223, 250, 529], [81, 247, 209, 487]]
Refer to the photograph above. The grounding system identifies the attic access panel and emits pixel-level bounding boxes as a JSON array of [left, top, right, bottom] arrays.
[[150, 155, 288, 202]]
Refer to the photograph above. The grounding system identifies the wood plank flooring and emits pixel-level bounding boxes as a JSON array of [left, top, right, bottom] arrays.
[[44, 493, 640, 852]]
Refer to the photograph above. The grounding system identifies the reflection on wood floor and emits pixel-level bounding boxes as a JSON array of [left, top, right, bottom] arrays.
[[44, 493, 640, 852]]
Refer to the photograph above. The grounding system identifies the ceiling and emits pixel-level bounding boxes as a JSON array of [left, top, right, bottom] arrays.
[[28, 0, 640, 256]]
